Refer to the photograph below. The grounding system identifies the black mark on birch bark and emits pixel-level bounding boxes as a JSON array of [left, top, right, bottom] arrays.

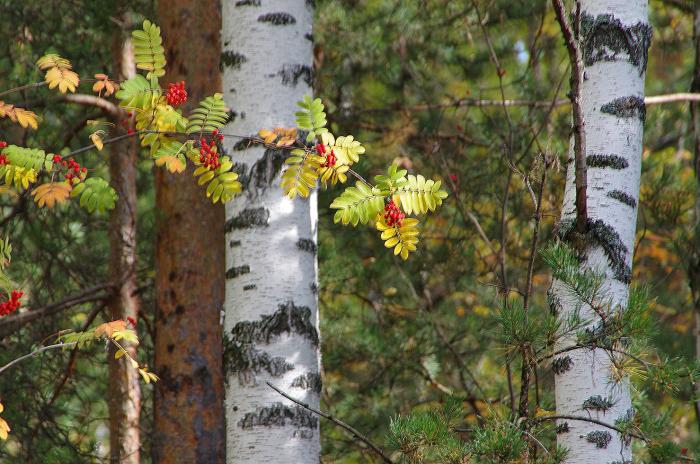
[[220, 51, 247, 71], [551, 356, 573, 375], [238, 403, 318, 431], [557, 218, 631, 283], [580, 13, 652, 73], [246, 148, 286, 189], [226, 265, 250, 279], [290, 372, 322, 393], [258, 13, 296, 25], [582, 395, 615, 413], [235, 0, 260, 6], [223, 333, 293, 386], [230, 240, 241, 248], [586, 154, 628, 170], [585, 430, 612, 448], [243, 284, 256, 291], [555, 422, 570, 434], [231, 136, 256, 151], [297, 238, 317, 254], [600, 96, 646, 122], [270, 64, 313, 87], [546, 287, 562, 316], [225, 207, 270, 231], [607, 190, 636, 208], [229, 301, 319, 347]]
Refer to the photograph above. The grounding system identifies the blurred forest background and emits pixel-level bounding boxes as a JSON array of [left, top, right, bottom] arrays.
[[0, 0, 697, 462]]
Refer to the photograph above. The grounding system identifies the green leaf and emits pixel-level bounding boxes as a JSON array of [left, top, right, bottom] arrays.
[[71, 177, 118, 213], [132, 20, 166, 79], [115, 75, 160, 109], [2, 145, 51, 171], [330, 181, 384, 226], [186, 94, 229, 134], [296, 95, 328, 141]]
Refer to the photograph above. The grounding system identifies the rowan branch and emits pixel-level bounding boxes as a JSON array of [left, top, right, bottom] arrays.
[[266, 381, 394, 464]]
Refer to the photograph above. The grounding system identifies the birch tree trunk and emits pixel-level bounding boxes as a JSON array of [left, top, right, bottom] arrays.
[[153, 1, 226, 462], [222, 2, 321, 463], [108, 32, 140, 464], [553, 1, 651, 462]]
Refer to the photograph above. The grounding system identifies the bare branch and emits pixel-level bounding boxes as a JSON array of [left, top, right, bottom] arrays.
[[266, 381, 393, 464]]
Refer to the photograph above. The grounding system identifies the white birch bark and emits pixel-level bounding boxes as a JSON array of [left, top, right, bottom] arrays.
[[553, 1, 651, 462], [222, 1, 320, 463]]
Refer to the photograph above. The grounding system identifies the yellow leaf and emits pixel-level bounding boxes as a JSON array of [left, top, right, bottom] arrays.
[[0, 101, 38, 129], [45, 67, 80, 94], [155, 155, 186, 173], [90, 132, 104, 151], [0, 417, 10, 440], [31, 182, 72, 208]]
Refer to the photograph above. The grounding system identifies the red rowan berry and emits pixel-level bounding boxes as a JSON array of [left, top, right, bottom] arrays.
[[166, 81, 187, 106]]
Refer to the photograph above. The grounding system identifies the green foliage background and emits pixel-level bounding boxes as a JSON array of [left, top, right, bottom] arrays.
[[0, 0, 697, 462]]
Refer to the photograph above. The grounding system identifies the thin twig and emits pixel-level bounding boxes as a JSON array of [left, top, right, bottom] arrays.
[[266, 381, 393, 464], [0, 342, 77, 376]]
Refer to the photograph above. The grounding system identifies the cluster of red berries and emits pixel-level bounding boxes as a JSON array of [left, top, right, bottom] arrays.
[[0, 141, 8, 166], [199, 130, 225, 171], [384, 198, 405, 227], [315, 143, 336, 167], [166, 81, 188, 106], [53, 154, 87, 182], [0, 290, 23, 317]]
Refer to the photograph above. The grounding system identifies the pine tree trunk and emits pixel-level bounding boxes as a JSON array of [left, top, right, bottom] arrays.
[[108, 33, 141, 464], [153, 1, 226, 462], [221, 2, 321, 463], [553, 1, 651, 462]]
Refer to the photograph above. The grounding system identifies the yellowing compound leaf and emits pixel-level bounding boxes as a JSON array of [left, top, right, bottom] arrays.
[[0, 417, 10, 440], [37, 54, 79, 94], [31, 182, 72, 208], [90, 131, 105, 151], [92, 73, 119, 97], [0, 101, 38, 129], [155, 155, 186, 173], [94, 320, 127, 338]]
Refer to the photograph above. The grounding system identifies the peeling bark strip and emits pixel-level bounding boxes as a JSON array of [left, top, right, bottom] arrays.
[[600, 96, 646, 121], [607, 190, 636, 208], [238, 403, 318, 430], [297, 238, 317, 254], [223, 334, 293, 385], [580, 13, 652, 72], [226, 265, 251, 279], [225, 207, 270, 231], [585, 154, 629, 170], [585, 430, 612, 448], [290, 372, 322, 393], [271, 64, 313, 87], [220, 51, 247, 70], [258, 12, 297, 25], [229, 302, 320, 346]]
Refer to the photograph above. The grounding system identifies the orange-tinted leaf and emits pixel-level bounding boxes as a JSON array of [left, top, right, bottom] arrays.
[[94, 320, 127, 338], [31, 182, 72, 208]]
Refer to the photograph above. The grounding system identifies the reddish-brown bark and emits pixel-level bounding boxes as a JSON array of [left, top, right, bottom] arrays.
[[108, 33, 141, 464], [153, 1, 226, 463]]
